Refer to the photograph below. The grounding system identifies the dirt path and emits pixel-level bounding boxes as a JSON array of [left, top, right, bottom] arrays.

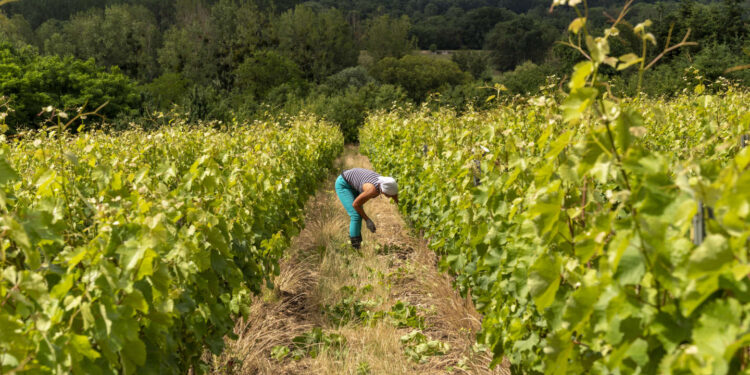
[[209, 147, 510, 375]]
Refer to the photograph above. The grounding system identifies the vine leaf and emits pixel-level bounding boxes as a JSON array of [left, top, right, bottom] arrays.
[[528, 253, 562, 312]]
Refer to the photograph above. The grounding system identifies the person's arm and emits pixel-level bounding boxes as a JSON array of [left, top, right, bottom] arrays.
[[352, 184, 378, 222]]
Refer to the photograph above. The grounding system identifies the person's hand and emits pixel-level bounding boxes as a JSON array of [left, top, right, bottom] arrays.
[[365, 219, 377, 233]]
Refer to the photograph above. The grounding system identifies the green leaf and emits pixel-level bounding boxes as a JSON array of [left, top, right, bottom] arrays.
[[633, 20, 652, 34], [694, 83, 706, 95], [562, 88, 598, 124], [692, 298, 741, 374], [122, 337, 147, 367], [625, 338, 648, 367], [568, 17, 586, 34], [0, 157, 19, 185], [569, 61, 594, 90], [614, 244, 645, 286], [585, 35, 610, 64], [122, 290, 149, 313], [3, 216, 38, 269], [545, 131, 574, 160], [271, 345, 290, 361], [613, 107, 644, 152], [69, 334, 101, 360], [562, 280, 600, 332], [651, 312, 691, 353], [688, 235, 732, 278], [682, 276, 720, 317], [50, 273, 75, 300], [617, 53, 643, 71], [545, 330, 573, 375], [118, 240, 148, 273], [528, 253, 562, 312]]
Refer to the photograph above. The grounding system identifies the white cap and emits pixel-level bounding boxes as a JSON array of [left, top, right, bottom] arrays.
[[377, 177, 398, 196]]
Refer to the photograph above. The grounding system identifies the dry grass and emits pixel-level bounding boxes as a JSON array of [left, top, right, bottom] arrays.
[[209, 146, 510, 375]]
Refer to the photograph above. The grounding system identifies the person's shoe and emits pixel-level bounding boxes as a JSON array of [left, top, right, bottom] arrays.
[[350, 235, 362, 250]]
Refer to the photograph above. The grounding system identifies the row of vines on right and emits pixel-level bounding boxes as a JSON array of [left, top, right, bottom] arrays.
[[362, 87, 750, 375], [361, 7, 750, 360], [363, 1, 750, 372]]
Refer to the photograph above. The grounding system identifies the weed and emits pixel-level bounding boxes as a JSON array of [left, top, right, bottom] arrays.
[[324, 296, 381, 326], [399, 330, 450, 363], [356, 361, 372, 375], [375, 243, 404, 255], [323, 285, 382, 326], [388, 301, 425, 330], [446, 357, 470, 373], [386, 266, 408, 282], [271, 327, 347, 361]]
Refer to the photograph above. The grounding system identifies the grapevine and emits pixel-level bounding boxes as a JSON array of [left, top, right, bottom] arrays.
[[0, 116, 343, 374], [361, 2, 750, 372]]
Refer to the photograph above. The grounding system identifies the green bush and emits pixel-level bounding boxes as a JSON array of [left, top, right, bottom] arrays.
[[370, 55, 471, 101], [485, 14, 556, 71], [497, 61, 553, 95], [451, 50, 491, 80], [180, 84, 233, 124], [323, 66, 375, 92], [141, 72, 189, 111], [234, 50, 304, 100], [0, 43, 139, 132], [306, 82, 408, 143], [276, 5, 358, 81]]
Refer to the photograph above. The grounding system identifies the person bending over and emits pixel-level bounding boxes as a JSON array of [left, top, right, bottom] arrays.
[[335, 168, 398, 249]]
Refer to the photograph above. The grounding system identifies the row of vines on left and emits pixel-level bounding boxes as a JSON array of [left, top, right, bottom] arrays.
[[0, 116, 344, 374]]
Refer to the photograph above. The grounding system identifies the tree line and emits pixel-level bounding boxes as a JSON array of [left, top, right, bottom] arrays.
[[0, 0, 748, 139]]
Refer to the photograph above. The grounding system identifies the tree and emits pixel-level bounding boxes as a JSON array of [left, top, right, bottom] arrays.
[[159, 0, 273, 89], [306, 80, 408, 142], [207, 0, 274, 89], [96, 5, 161, 80], [362, 15, 417, 62], [323, 66, 375, 92], [142, 72, 189, 110], [718, 0, 747, 43], [0, 43, 139, 131], [2, 0, 111, 28], [370, 55, 471, 101], [497, 61, 553, 95], [275, 5, 358, 81], [458, 7, 516, 49], [158, 0, 218, 87], [485, 14, 556, 71], [38, 5, 161, 81], [234, 50, 303, 100], [158, 24, 216, 86], [412, 15, 462, 50], [451, 50, 490, 80], [0, 13, 35, 47]]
